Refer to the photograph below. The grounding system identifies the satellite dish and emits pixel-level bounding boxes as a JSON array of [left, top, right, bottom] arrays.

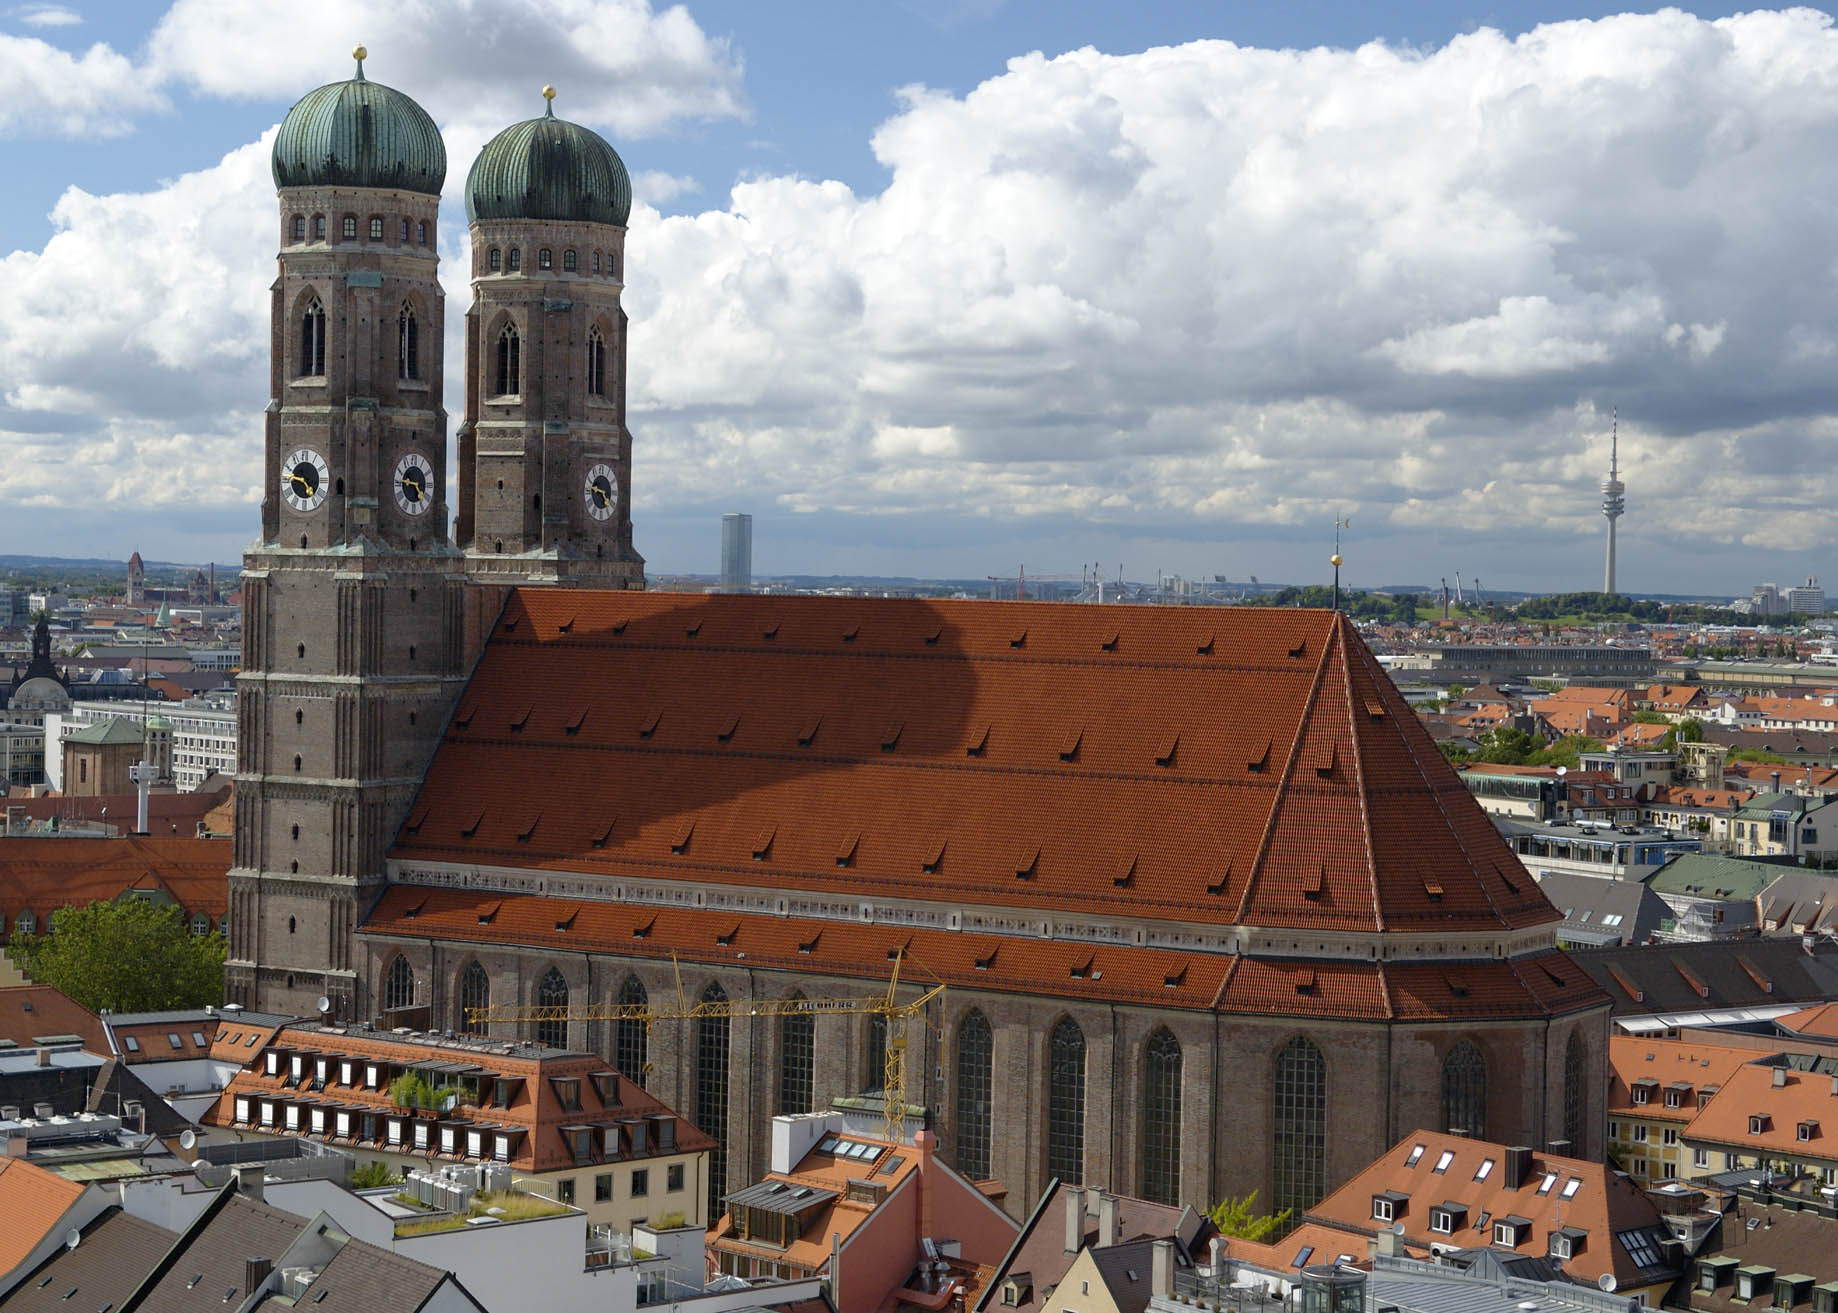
[[316, 996, 332, 1016], [1556, 766, 1568, 777], [179, 1129, 197, 1151], [63, 1228, 80, 1251], [1390, 1222, 1405, 1236], [1598, 1275, 1618, 1293]]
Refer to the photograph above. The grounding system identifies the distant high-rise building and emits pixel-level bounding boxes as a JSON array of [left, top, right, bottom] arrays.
[[1600, 410, 1625, 596], [1752, 583, 1788, 617], [1788, 576, 1826, 616], [721, 512, 752, 592]]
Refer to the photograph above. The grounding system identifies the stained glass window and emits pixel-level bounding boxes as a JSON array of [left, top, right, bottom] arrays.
[[955, 1011, 993, 1180], [1273, 1035, 1327, 1219], [1047, 1017, 1086, 1185], [1143, 1028, 1182, 1205]]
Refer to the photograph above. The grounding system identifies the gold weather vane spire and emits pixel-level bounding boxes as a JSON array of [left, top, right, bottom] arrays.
[[1331, 515, 1350, 612], [352, 45, 367, 79], [543, 84, 557, 116]]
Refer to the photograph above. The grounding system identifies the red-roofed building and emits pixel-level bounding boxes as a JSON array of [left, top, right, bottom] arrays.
[[228, 592, 1615, 1225], [0, 835, 228, 942]]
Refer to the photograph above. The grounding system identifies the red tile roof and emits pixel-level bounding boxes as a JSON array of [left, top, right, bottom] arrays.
[[1780, 1002, 1838, 1040], [392, 594, 1558, 939], [0, 1157, 86, 1276], [1606, 1036, 1752, 1123], [0, 986, 106, 1053], [0, 836, 228, 933]]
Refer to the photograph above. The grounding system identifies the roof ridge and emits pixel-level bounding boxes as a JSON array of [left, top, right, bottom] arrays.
[[1230, 618, 1338, 925], [1334, 615, 1386, 934]]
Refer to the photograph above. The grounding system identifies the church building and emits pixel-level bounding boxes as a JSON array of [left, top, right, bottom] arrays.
[[232, 55, 1611, 1224]]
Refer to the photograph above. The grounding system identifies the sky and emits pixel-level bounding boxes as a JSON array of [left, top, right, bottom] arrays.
[[1, 0, 1834, 595]]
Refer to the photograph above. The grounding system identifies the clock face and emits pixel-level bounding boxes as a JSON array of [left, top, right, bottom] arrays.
[[583, 462, 618, 522], [394, 451, 435, 516], [281, 448, 330, 512]]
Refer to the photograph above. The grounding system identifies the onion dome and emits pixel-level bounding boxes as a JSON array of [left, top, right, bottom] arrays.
[[272, 47, 446, 196], [466, 86, 632, 227]]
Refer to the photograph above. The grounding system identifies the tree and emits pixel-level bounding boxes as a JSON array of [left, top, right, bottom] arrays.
[[1630, 710, 1668, 724], [1208, 1190, 1292, 1243], [1526, 734, 1604, 770], [10, 899, 225, 1014], [1475, 727, 1540, 765]]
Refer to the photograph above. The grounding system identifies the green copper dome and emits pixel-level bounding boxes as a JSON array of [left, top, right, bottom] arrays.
[[272, 52, 446, 196], [466, 94, 631, 227]]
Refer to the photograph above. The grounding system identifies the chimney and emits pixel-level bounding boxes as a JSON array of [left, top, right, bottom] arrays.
[[1064, 1186, 1085, 1254], [1152, 1239, 1175, 1299], [232, 1164, 265, 1202], [1504, 1146, 1534, 1189], [1098, 1192, 1119, 1248], [1829, 1074, 1838, 1097], [1772, 771, 1782, 792], [34, 1048, 49, 1068], [1547, 1139, 1573, 1158], [1774, 1067, 1788, 1088], [915, 1130, 938, 1249], [243, 1257, 272, 1298], [1376, 1227, 1399, 1258]]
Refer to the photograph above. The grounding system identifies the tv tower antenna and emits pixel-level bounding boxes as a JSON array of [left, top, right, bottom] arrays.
[[1601, 407, 1626, 596]]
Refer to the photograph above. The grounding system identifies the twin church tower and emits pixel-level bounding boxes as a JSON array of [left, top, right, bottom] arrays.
[[229, 51, 643, 1014]]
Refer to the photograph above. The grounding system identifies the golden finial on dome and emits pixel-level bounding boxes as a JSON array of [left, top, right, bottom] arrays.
[[1331, 554, 1343, 569], [352, 44, 367, 80], [542, 84, 557, 116]]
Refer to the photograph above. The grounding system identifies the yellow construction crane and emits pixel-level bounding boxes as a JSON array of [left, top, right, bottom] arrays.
[[467, 952, 945, 1143]]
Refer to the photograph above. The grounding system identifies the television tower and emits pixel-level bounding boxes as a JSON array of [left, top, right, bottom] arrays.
[[1601, 408, 1625, 596]]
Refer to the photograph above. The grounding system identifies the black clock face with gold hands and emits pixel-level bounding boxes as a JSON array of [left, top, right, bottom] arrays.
[[394, 451, 434, 516], [281, 448, 329, 511], [584, 463, 618, 521]]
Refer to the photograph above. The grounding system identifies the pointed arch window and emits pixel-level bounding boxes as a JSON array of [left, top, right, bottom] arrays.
[[1047, 1016, 1086, 1185], [1143, 1028, 1183, 1205], [535, 967, 569, 1049], [865, 1013, 887, 1094], [1563, 1032, 1585, 1147], [587, 328, 607, 397], [459, 962, 489, 1034], [697, 981, 731, 1202], [616, 975, 648, 1086], [955, 1010, 993, 1180], [1273, 1035, 1327, 1219], [299, 298, 326, 377], [383, 955, 413, 1011], [494, 324, 520, 396], [397, 304, 419, 381], [779, 994, 814, 1115], [1442, 1039, 1488, 1140]]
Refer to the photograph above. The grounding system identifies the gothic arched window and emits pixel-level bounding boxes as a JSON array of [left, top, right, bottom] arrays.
[[383, 955, 413, 1011], [1273, 1035, 1327, 1219], [535, 967, 569, 1049], [1563, 1031, 1585, 1148], [399, 218, 410, 242], [587, 328, 606, 397], [489, 247, 501, 272], [955, 1010, 993, 1180], [312, 214, 326, 240], [342, 215, 357, 239], [299, 298, 325, 377], [538, 247, 553, 270], [418, 221, 427, 244], [494, 324, 520, 396], [698, 982, 731, 1202], [779, 995, 814, 1115], [397, 305, 419, 381], [616, 975, 648, 1086], [1047, 1016, 1086, 1185], [563, 249, 578, 271], [508, 248, 522, 272], [291, 215, 305, 242], [1143, 1028, 1183, 1205], [865, 1013, 887, 1094], [458, 962, 489, 1034], [1442, 1040, 1488, 1140]]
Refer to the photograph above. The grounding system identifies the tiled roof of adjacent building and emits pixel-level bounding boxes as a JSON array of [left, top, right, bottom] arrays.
[[0, 836, 228, 929], [0, 986, 106, 1055], [1571, 939, 1838, 1016], [1681, 1054, 1838, 1158], [0, 1207, 173, 1312], [392, 594, 1560, 940], [1607, 1036, 1754, 1124], [0, 1157, 87, 1279]]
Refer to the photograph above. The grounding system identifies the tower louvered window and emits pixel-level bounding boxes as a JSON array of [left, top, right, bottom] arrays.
[[383, 954, 413, 1011], [1563, 1031, 1584, 1147], [616, 975, 648, 1086], [536, 967, 569, 1049], [1442, 1040, 1488, 1140], [1047, 1016, 1086, 1185], [587, 328, 606, 397], [698, 982, 731, 1204], [300, 298, 325, 377], [494, 325, 520, 396], [779, 995, 813, 1115], [398, 305, 419, 381], [1273, 1035, 1327, 1219], [1143, 1028, 1182, 1205], [955, 1010, 993, 1180], [458, 962, 489, 1035]]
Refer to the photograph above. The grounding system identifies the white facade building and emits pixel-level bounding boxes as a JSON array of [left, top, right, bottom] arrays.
[[46, 693, 235, 792]]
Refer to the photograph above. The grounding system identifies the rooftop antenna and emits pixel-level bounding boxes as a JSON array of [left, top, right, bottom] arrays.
[[1331, 516, 1350, 612]]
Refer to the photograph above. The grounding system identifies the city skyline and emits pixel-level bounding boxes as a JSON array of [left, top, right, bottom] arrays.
[[4, 2, 1838, 592]]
